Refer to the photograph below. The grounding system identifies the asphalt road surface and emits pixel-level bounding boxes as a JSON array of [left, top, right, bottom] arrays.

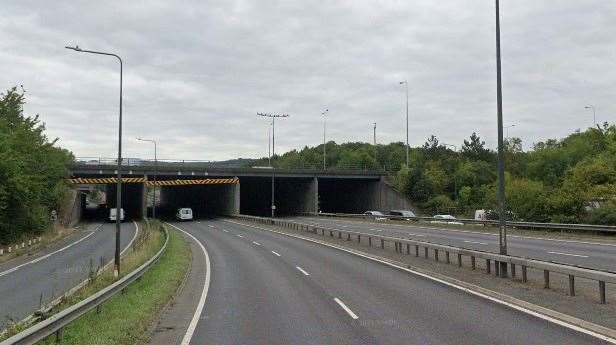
[[285, 216, 616, 272], [169, 219, 609, 345], [0, 221, 137, 330]]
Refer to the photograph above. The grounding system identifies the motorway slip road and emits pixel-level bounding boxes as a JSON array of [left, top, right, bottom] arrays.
[[162, 220, 609, 345], [286, 216, 616, 272], [0, 222, 137, 330]]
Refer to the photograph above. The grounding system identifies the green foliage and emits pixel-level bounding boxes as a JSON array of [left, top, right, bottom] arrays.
[[0, 87, 73, 244], [253, 123, 616, 224]]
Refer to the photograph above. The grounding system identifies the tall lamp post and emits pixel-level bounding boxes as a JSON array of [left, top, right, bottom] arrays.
[[494, 0, 508, 277], [585, 105, 596, 127], [257, 112, 289, 217], [322, 109, 328, 170], [66, 44, 123, 277], [136, 138, 157, 219], [399, 80, 409, 167]]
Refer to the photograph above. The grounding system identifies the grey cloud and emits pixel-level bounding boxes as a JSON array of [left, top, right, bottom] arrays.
[[1, 0, 614, 160]]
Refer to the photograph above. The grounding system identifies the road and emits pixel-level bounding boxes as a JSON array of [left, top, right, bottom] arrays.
[[285, 216, 616, 272], [168, 219, 608, 345], [0, 221, 137, 330]]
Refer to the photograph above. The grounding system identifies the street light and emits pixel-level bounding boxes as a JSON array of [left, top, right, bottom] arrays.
[[66, 44, 123, 277], [585, 105, 596, 127], [136, 138, 157, 219], [399, 80, 409, 167], [494, 0, 508, 277], [257, 112, 289, 218], [504, 124, 516, 138], [322, 109, 328, 170]]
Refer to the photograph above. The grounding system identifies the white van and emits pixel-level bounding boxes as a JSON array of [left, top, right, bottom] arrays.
[[475, 209, 487, 221], [109, 208, 125, 222], [176, 208, 194, 221]]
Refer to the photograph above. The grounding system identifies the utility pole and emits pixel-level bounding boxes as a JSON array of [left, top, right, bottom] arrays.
[[66, 45, 123, 277], [322, 109, 328, 170], [136, 138, 157, 219], [257, 112, 289, 218], [495, 0, 508, 277], [399, 80, 409, 167]]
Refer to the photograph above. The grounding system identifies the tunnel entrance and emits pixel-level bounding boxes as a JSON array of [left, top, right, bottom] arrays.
[[317, 178, 381, 214], [106, 183, 146, 220], [239, 176, 317, 217], [158, 183, 239, 219]]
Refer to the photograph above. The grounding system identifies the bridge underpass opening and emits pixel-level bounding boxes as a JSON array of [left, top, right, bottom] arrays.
[[106, 183, 146, 220], [318, 177, 381, 214], [158, 183, 239, 219], [239, 176, 317, 217]]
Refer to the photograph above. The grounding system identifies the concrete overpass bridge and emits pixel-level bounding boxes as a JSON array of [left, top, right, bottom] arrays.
[[69, 158, 412, 220]]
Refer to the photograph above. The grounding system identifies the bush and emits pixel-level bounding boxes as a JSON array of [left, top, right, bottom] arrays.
[[587, 204, 616, 225]]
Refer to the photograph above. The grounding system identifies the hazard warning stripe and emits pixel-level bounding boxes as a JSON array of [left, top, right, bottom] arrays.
[[67, 177, 239, 186], [68, 177, 146, 184], [146, 177, 239, 186]]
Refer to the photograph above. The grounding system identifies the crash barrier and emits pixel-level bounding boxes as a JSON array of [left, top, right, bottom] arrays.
[[236, 214, 613, 304], [311, 212, 616, 233], [1, 224, 169, 345]]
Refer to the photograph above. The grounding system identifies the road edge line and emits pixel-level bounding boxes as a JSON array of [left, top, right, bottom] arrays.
[[0, 223, 102, 278], [165, 223, 211, 345], [225, 219, 616, 344]]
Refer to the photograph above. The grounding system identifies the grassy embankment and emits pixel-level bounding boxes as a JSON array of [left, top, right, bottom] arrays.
[[7, 222, 190, 344]]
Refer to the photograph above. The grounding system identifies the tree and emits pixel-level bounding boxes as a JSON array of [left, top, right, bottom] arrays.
[[461, 132, 493, 162], [0, 87, 73, 244]]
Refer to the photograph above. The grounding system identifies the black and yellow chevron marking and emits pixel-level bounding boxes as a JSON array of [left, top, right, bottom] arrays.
[[68, 177, 146, 184], [68, 177, 239, 186], [146, 177, 239, 186]]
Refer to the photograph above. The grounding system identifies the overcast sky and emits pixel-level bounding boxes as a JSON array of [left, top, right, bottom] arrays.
[[2, 1, 614, 161]]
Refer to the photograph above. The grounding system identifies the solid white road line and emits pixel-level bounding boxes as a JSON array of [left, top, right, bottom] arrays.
[[225, 219, 616, 344], [271, 251, 281, 257], [166, 223, 211, 345], [252, 241, 261, 246], [334, 298, 359, 320], [547, 251, 589, 258], [0, 223, 103, 278], [464, 240, 488, 245], [121, 221, 140, 256], [296, 266, 310, 276]]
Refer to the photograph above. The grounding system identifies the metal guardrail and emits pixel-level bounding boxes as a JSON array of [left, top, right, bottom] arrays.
[[1, 225, 169, 345], [236, 215, 613, 304], [314, 212, 616, 233]]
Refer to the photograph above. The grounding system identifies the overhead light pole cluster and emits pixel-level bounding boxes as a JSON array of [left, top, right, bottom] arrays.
[[257, 112, 289, 218]]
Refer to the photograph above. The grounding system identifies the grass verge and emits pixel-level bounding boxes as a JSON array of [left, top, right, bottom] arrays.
[[32, 223, 190, 345]]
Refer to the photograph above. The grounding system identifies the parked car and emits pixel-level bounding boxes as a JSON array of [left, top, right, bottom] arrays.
[[431, 214, 464, 225], [109, 208, 125, 222], [363, 211, 387, 221], [176, 208, 194, 221], [388, 210, 417, 221]]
